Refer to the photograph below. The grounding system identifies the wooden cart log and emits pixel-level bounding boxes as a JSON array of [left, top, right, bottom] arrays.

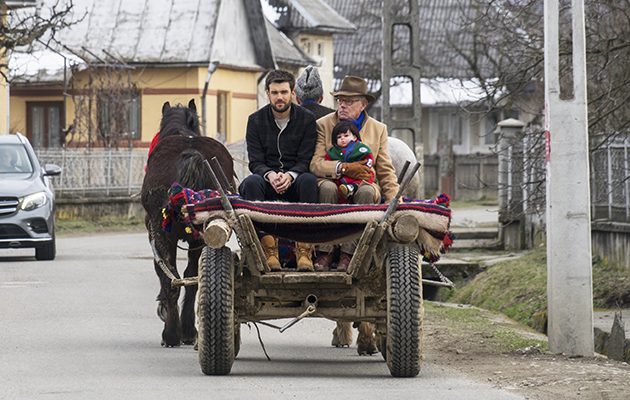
[[390, 214, 420, 243], [202, 218, 232, 248]]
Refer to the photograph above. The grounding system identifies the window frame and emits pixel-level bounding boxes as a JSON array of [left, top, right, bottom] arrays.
[[26, 101, 64, 149]]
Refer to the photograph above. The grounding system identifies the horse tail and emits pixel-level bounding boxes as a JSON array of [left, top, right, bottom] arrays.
[[176, 149, 213, 190]]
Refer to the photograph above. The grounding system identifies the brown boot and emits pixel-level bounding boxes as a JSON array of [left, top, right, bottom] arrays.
[[260, 235, 281, 271], [295, 242, 314, 272]]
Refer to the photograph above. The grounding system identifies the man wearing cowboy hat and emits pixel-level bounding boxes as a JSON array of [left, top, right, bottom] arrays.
[[310, 75, 399, 272]]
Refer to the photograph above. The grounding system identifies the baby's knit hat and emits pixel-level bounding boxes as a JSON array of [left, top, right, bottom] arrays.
[[295, 65, 323, 101]]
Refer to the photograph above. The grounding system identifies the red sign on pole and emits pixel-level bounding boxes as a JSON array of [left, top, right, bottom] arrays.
[[545, 130, 551, 162]]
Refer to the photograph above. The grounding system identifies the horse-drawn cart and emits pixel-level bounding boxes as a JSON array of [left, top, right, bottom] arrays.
[[158, 160, 452, 377]]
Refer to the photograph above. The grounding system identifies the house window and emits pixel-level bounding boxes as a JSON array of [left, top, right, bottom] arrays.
[[301, 38, 311, 54], [97, 91, 141, 140], [438, 111, 463, 146], [26, 102, 64, 148], [317, 42, 323, 56], [216, 91, 229, 143]]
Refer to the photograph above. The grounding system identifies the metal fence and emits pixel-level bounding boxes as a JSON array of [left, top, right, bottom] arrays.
[[502, 125, 548, 219], [500, 129, 630, 225], [36, 141, 251, 199], [591, 134, 630, 222], [423, 153, 498, 200], [36, 148, 148, 198], [36, 144, 500, 201]]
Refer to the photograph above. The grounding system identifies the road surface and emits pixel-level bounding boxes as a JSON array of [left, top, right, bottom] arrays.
[[0, 232, 525, 400]]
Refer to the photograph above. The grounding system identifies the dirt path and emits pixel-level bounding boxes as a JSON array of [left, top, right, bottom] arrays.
[[425, 302, 630, 400]]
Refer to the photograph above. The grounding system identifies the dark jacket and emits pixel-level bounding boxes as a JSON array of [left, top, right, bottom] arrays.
[[301, 102, 335, 120], [246, 104, 317, 177]]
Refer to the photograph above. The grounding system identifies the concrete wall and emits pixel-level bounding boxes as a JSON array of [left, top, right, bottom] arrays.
[[0, 77, 8, 133], [56, 197, 144, 220]]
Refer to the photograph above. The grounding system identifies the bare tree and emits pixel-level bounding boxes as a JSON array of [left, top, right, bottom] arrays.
[[67, 61, 139, 149], [318, 0, 630, 135], [0, 0, 78, 81]]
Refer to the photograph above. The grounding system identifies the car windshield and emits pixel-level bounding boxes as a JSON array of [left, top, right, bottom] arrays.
[[0, 143, 34, 174]]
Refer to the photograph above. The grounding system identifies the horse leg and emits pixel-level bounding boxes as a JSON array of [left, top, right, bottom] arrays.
[[331, 321, 353, 347], [356, 322, 378, 355], [180, 243, 202, 345], [155, 236, 182, 347]]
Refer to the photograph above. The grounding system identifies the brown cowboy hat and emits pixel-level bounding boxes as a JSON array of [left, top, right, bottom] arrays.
[[331, 75, 375, 102]]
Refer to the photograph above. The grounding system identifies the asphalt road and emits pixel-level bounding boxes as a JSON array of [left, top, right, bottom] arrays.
[[0, 233, 525, 400]]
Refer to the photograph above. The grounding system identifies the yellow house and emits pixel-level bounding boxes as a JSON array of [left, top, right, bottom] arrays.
[[1, 0, 38, 133], [9, 0, 322, 149]]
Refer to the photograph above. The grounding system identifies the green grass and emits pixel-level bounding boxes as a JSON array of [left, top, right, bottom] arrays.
[[443, 248, 549, 332], [593, 255, 630, 308], [426, 302, 548, 352], [442, 246, 630, 333], [57, 216, 145, 235]]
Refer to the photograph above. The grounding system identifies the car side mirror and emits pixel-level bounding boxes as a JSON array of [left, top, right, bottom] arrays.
[[43, 163, 62, 176]]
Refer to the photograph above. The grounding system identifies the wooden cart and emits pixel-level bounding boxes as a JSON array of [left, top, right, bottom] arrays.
[[163, 161, 451, 377]]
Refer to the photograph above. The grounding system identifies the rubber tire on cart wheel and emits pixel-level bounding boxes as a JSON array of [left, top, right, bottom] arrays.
[[385, 245, 424, 377], [198, 246, 235, 375], [35, 236, 56, 261]]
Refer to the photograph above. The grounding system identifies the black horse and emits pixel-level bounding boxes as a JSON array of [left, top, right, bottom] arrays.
[[141, 99, 235, 347]]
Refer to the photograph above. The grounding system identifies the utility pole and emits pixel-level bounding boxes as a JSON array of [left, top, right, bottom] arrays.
[[544, 0, 594, 356], [382, 0, 423, 184]]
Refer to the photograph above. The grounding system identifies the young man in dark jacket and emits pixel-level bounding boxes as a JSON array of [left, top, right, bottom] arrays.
[[239, 69, 318, 272]]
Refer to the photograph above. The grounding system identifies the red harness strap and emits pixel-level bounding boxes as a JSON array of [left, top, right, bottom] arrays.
[[145, 131, 160, 173], [148, 131, 160, 157]]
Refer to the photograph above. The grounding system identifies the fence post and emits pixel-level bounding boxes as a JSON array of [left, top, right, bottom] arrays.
[[625, 137, 629, 220], [497, 118, 525, 250], [106, 148, 112, 197], [127, 148, 134, 195], [607, 142, 613, 220], [59, 149, 66, 197]]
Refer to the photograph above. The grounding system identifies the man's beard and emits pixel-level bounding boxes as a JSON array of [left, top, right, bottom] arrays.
[[271, 101, 291, 113]]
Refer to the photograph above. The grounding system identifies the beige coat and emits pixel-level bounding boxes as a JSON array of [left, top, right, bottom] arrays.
[[310, 112, 399, 202]]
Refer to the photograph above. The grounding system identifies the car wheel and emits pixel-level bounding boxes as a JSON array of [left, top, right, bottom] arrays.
[[36, 236, 56, 261]]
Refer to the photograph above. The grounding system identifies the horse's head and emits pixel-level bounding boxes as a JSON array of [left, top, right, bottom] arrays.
[[159, 99, 200, 139]]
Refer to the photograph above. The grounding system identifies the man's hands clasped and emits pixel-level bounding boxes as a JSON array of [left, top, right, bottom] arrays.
[[341, 159, 372, 181], [268, 171, 293, 195]]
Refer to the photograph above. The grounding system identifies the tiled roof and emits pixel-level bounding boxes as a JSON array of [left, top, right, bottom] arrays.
[[50, 0, 223, 65], [11, 0, 313, 83], [266, 19, 314, 67], [268, 0, 355, 34], [41, 0, 297, 69], [325, 0, 492, 82]]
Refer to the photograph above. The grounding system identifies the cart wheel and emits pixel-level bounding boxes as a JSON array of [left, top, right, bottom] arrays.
[[385, 245, 424, 377], [198, 246, 235, 375]]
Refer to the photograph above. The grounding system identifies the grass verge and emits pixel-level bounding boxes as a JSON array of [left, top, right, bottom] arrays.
[[57, 216, 145, 235], [426, 302, 548, 352], [442, 247, 630, 333]]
